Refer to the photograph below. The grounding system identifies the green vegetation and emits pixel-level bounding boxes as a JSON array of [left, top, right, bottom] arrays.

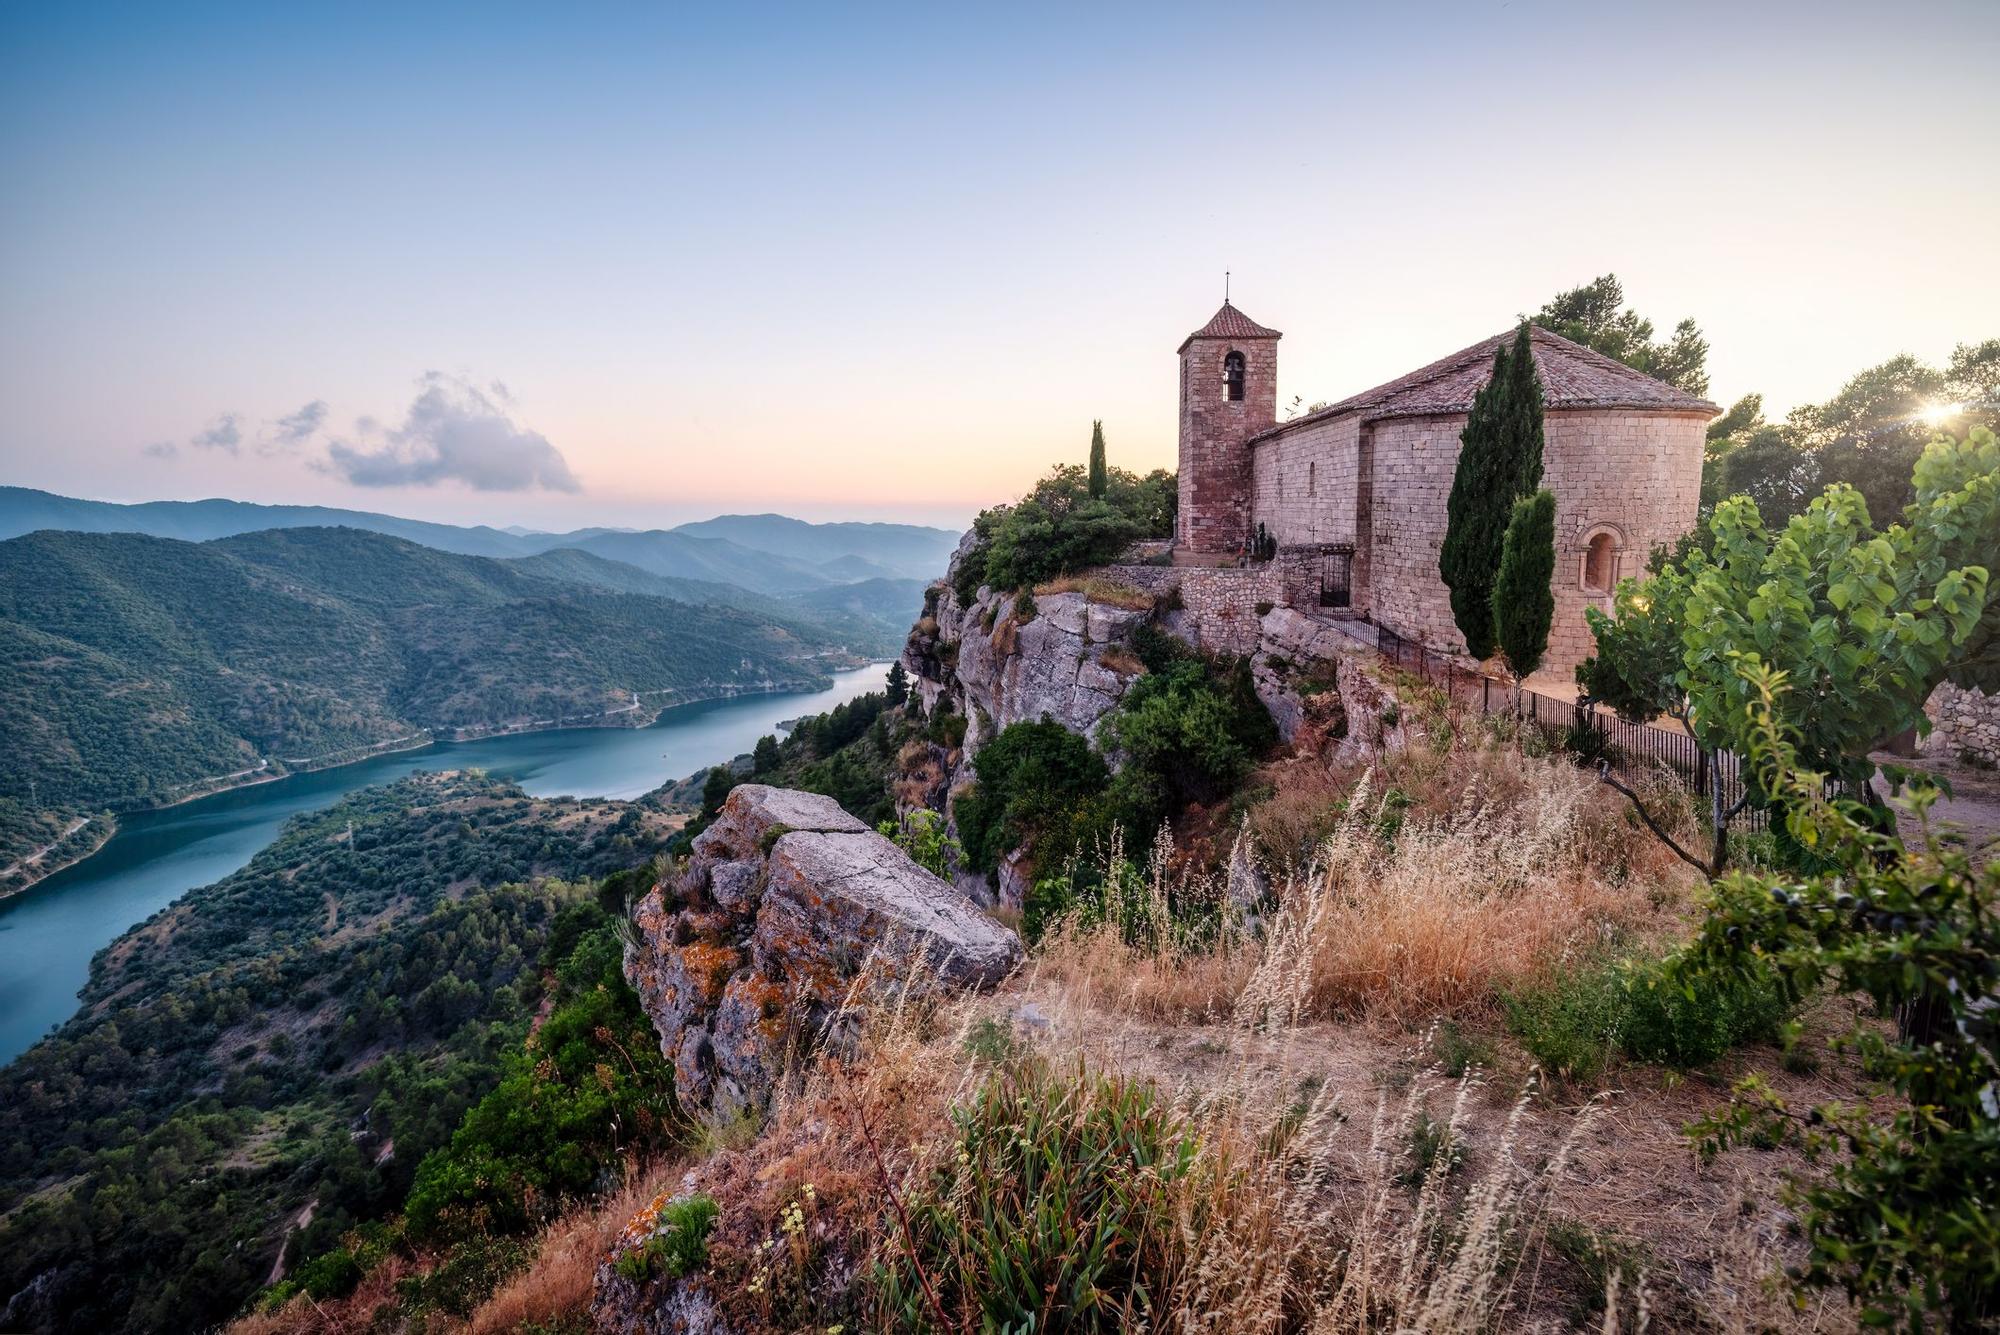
[[1579, 427, 1997, 870], [876, 1054, 1200, 1332], [726, 689, 909, 829], [613, 1195, 721, 1284], [952, 462, 1175, 603], [1088, 419, 1108, 499], [1530, 273, 1711, 396], [1493, 488, 1556, 684], [1675, 667, 2000, 1328], [1503, 953, 1788, 1082], [1705, 339, 1998, 526], [0, 525, 843, 869], [1440, 322, 1545, 660], [880, 808, 959, 877], [954, 721, 1111, 876], [0, 774, 677, 1335], [955, 627, 1273, 934]]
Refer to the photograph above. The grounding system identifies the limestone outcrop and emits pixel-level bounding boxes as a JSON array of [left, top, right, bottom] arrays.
[[624, 785, 1019, 1118], [903, 541, 1403, 905]]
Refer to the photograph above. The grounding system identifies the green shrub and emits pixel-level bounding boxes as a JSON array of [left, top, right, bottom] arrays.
[[875, 1056, 1200, 1330], [296, 1246, 363, 1301], [954, 721, 1112, 875], [954, 463, 1176, 600], [1504, 954, 1787, 1080], [1100, 628, 1275, 837], [1679, 666, 2000, 1327], [404, 917, 680, 1242], [613, 1194, 719, 1283]]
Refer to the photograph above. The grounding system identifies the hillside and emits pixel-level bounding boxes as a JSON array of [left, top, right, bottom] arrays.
[[0, 526, 845, 878], [0, 773, 679, 1335], [0, 487, 959, 586]]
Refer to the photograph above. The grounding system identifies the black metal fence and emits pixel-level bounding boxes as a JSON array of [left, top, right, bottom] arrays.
[[1371, 623, 1774, 830]]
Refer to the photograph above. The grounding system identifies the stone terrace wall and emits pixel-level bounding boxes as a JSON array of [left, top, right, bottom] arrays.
[[1925, 682, 2000, 767], [1100, 563, 1281, 658]]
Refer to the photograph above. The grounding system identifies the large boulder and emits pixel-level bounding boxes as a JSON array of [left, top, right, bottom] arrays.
[[625, 785, 1020, 1118]]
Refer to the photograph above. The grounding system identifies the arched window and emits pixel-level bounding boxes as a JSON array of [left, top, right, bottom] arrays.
[[1583, 531, 1617, 592], [1223, 350, 1246, 402]]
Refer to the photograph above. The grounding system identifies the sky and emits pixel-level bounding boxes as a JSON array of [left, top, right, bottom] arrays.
[[2, 1, 1995, 533]]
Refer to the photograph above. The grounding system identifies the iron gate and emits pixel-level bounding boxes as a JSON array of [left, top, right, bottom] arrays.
[[1318, 548, 1353, 609]]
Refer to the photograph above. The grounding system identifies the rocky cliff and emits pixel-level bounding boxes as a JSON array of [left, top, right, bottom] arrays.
[[623, 785, 1020, 1120], [902, 541, 1404, 904]]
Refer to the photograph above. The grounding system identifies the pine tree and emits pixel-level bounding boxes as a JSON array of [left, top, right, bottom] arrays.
[[1494, 489, 1557, 687], [884, 661, 910, 707], [1087, 420, 1108, 499], [1440, 323, 1547, 659], [751, 733, 781, 773]]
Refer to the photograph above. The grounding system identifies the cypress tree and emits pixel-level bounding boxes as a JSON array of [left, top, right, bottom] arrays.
[[1499, 322, 1546, 495], [1088, 420, 1108, 499], [1440, 344, 1514, 659], [1439, 323, 1547, 659], [1494, 489, 1557, 686]]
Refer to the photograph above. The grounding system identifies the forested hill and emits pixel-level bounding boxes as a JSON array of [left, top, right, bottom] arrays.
[[0, 772, 678, 1335], [0, 525, 846, 875]]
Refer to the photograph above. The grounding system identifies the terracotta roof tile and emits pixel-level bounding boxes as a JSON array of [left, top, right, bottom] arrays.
[[1178, 301, 1282, 352], [1248, 325, 1715, 444]]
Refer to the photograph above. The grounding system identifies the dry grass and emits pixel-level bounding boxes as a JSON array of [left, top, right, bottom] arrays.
[[1042, 731, 1699, 1031], [1098, 643, 1146, 676], [1033, 573, 1157, 610], [464, 1161, 679, 1334]]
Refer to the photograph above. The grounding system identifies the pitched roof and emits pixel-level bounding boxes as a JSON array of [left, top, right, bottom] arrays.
[[1248, 325, 1716, 444], [1178, 301, 1282, 353]]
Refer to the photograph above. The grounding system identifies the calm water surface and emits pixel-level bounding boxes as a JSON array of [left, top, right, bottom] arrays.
[[0, 665, 887, 1065]]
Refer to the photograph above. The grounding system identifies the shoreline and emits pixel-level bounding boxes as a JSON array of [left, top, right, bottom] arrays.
[[1, 671, 870, 899]]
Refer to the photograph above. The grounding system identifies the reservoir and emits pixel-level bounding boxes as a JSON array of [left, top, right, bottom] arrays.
[[0, 664, 888, 1065]]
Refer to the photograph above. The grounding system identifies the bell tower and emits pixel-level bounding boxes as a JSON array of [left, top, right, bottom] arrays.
[[1175, 299, 1280, 559]]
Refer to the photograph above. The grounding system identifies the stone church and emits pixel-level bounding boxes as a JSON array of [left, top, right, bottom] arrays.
[[1172, 301, 1716, 680]]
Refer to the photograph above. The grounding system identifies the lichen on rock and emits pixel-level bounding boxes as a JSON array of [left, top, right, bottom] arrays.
[[624, 785, 1020, 1120]]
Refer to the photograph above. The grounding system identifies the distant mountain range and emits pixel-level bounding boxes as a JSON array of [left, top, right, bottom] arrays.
[[0, 488, 954, 883], [0, 488, 958, 593], [0, 525, 881, 881]]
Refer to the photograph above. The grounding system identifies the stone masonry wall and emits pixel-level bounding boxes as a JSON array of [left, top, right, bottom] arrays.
[[1177, 334, 1278, 555], [1250, 413, 1362, 550], [1363, 407, 1707, 682], [1100, 563, 1281, 657], [1925, 682, 2000, 767]]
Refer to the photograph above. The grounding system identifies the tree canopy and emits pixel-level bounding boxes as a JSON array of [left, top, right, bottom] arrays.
[[1530, 273, 1711, 396]]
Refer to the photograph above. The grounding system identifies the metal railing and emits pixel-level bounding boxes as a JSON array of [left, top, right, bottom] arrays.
[[1371, 623, 1781, 831]]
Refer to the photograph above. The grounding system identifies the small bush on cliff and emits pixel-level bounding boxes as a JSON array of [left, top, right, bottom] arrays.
[[955, 720, 1112, 875], [1100, 627, 1276, 837], [954, 463, 1175, 601]]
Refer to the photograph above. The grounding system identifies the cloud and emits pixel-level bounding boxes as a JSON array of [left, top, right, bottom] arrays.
[[264, 400, 328, 452], [190, 413, 242, 453], [323, 373, 579, 492], [143, 440, 178, 460]]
